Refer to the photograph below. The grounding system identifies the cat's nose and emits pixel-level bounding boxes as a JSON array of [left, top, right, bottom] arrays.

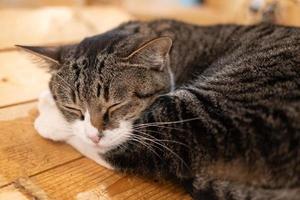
[[88, 134, 101, 144]]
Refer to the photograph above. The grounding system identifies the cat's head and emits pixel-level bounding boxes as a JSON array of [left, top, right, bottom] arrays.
[[19, 33, 173, 152]]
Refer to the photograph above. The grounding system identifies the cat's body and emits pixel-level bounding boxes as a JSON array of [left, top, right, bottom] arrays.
[[26, 20, 300, 199]]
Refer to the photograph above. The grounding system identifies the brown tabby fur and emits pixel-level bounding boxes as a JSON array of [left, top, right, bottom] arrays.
[[20, 20, 300, 199]]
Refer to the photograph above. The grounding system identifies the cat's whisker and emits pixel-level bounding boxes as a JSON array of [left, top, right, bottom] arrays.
[[134, 124, 186, 132], [128, 135, 162, 160], [143, 129, 186, 138], [107, 134, 130, 147], [129, 140, 163, 161], [132, 128, 189, 148], [136, 136, 189, 171], [114, 142, 128, 152], [132, 131, 190, 170], [130, 137, 159, 157], [134, 117, 200, 127]]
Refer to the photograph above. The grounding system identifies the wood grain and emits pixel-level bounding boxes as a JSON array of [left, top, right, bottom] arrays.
[[0, 51, 50, 107], [0, 103, 81, 187], [0, 102, 37, 121], [0, 158, 190, 200], [30, 157, 190, 200], [0, 103, 190, 199]]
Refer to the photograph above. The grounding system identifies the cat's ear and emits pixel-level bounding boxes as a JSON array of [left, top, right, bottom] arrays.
[[16, 45, 62, 70], [124, 37, 172, 71]]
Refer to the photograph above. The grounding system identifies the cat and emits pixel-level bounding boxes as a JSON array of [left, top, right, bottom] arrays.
[[18, 19, 300, 199]]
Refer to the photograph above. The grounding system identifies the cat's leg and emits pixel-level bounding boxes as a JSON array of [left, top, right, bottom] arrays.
[[190, 177, 249, 200], [34, 90, 73, 141], [190, 176, 300, 200]]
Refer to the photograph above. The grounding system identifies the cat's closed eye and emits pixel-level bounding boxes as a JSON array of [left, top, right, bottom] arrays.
[[62, 105, 84, 120], [106, 102, 124, 121]]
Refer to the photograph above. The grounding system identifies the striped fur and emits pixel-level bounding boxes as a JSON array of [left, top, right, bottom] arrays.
[[103, 20, 300, 199], [31, 20, 300, 199]]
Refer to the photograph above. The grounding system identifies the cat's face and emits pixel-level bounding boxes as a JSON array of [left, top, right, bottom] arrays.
[[20, 35, 173, 152], [50, 55, 171, 150]]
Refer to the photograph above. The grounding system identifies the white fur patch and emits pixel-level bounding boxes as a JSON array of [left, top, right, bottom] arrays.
[[34, 89, 134, 169], [34, 90, 73, 141], [66, 135, 113, 169], [70, 114, 133, 154]]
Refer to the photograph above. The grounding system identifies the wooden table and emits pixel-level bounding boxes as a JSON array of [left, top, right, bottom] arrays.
[[0, 6, 190, 200]]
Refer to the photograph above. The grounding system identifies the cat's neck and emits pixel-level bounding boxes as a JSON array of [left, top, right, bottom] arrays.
[[166, 24, 236, 86]]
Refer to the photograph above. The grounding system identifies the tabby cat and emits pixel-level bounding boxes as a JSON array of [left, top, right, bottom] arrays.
[[19, 19, 300, 199]]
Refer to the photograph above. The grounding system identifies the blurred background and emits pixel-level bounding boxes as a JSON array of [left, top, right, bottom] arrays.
[[0, 0, 300, 49], [1, 0, 300, 24]]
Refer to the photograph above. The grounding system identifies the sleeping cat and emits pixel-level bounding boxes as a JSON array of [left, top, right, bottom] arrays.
[[19, 19, 300, 199]]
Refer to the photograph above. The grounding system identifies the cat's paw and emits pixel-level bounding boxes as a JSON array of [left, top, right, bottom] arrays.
[[34, 90, 72, 141]]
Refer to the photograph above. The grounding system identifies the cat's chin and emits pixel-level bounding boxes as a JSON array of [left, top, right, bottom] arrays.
[[65, 120, 133, 170], [70, 119, 133, 154]]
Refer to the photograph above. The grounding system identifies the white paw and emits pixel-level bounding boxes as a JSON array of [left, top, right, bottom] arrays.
[[34, 90, 72, 141]]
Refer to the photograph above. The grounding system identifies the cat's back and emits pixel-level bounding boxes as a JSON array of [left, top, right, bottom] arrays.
[[200, 23, 300, 94], [200, 23, 300, 133], [192, 23, 300, 188]]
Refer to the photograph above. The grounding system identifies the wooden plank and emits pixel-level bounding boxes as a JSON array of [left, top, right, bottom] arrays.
[[0, 51, 50, 107], [0, 103, 190, 199], [29, 157, 190, 200], [0, 6, 132, 49], [0, 103, 81, 187], [0, 102, 37, 121]]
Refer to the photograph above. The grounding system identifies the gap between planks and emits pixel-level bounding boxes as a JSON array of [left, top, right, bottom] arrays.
[[0, 156, 84, 190], [0, 99, 37, 110]]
